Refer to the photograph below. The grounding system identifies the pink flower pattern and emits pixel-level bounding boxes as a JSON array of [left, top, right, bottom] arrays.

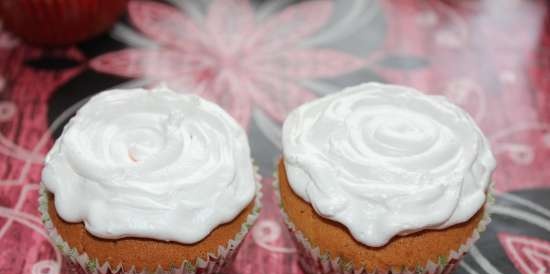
[[0, 46, 85, 273], [0, 1, 549, 274], [90, 0, 369, 127], [499, 233, 550, 274]]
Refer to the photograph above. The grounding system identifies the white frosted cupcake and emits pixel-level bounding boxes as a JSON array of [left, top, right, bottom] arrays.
[[278, 83, 496, 274], [39, 86, 261, 274]]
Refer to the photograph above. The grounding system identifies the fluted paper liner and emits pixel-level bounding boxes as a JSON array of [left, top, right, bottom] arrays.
[[274, 172, 493, 274], [39, 166, 262, 274]]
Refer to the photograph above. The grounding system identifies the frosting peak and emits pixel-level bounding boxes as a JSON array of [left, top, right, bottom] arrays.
[[42, 86, 256, 244], [282, 83, 496, 247]]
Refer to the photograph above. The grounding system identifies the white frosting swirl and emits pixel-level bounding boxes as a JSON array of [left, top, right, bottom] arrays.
[[42, 87, 256, 244], [282, 83, 496, 247]]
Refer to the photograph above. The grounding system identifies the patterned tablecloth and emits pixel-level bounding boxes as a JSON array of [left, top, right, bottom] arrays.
[[1, 0, 549, 273]]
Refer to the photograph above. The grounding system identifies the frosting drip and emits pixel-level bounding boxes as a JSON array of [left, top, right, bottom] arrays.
[[282, 83, 496, 247], [42, 87, 256, 244]]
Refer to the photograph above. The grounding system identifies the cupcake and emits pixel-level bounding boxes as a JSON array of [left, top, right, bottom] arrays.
[[278, 83, 496, 274], [0, 0, 128, 46], [39, 86, 261, 273]]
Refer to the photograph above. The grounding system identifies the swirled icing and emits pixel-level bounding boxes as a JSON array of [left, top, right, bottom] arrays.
[[282, 83, 496, 247], [42, 86, 256, 244]]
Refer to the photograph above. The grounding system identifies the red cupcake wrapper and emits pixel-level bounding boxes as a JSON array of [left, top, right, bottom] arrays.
[[0, 0, 129, 46]]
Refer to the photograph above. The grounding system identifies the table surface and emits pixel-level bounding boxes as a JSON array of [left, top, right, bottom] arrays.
[[1, 0, 550, 274]]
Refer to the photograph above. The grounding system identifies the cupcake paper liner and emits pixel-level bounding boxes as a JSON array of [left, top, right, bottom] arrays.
[[39, 165, 263, 274], [274, 171, 494, 274]]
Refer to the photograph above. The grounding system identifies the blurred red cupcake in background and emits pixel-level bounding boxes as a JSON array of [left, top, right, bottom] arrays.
[[0, 0, 128, 47]]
